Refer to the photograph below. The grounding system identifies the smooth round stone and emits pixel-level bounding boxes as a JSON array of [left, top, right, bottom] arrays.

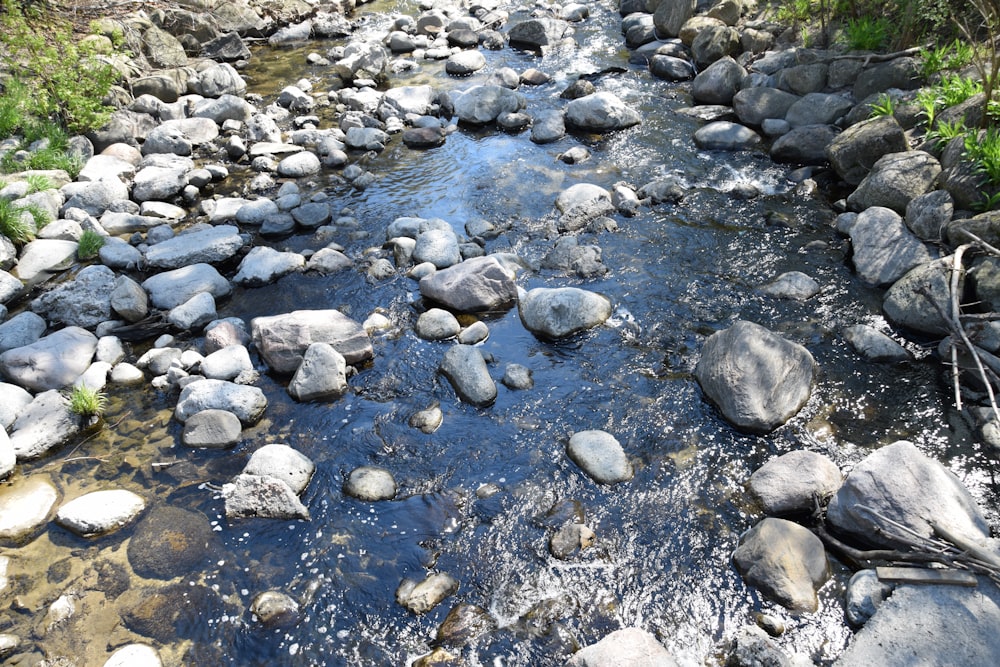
[[55, 489, 146, 537], [409, 404, 443, 434], [182, 408, 242, 448], [127, 505, 215, 579], [415, 308, 461, 340], [343, 465, 397, 501], [457, 320, 489, 345], [276, 151, 320, 177], [103, 644, 162, 667], [0, 476, 59, 542], [501, 363, 534, 390], [446, 50, 486, 75], [566, 430, 633, 485]]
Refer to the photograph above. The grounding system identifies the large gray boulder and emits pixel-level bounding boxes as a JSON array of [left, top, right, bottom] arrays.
[[518, 287, 612, 338], [419, 256, 518, 313], [883, 257, 955, 336], [0, 382, 33, 429], [145, 224, 246, 270], [748, 450, 843, 515], [452, 85, 525, 124], [842, 206, 935, 286], [31, 264, 115, 328], [905, 189, 953, 242], [770, 124, 840, 164], [732, 87, 799, 127], [694, 320, 814, 433], [691, 56, 745, 105], [174, 379, 267, 425], [853, 57, 921, 100], [192, 94, 253, 124], [733, 517, 829, 613], [0, 312, 46, 354], [565, 92, 641, 132], [142, 118, 219, 156], [834, 580, 1000, 667], [61, 178, 130, 217], [691, 25, 740, 68], [251, 309, 373, 373], [507, 18, 573, 50], [142, 263, 232, 309], [8, 390, 79, 461], [826, 440, 993, 550], [439, 344, 497, 407], [132, 164, 188, 202], [188, 62, 246, 97], [0, 327, 98, 392], [827, 115, 907, 186], [694, 121, 761, 151], [565, 627, 678, 667], [653, 0, 697, 38], [848, 151, 942, 213], [785, 92, 854, 128], [233, 247, 305, 286]]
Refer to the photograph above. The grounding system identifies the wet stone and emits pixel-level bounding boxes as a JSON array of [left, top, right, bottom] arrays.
[[182, 409, 242, 448], [501, 363, 534, 390], [55, 489, 146, 538], [435, 603, 498, 648], [251, 590, 300, 628], [0, 475, 59, 543], [567, 430, 633, 485], [343, 465, 397, 501], [409, 404, 443, 434], [396, 572, 459, 614], [549, 522, 596, 559], [127, 505, 216, 579]]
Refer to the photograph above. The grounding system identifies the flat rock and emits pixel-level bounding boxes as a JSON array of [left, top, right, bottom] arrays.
[[694, 121, 761, 151], [694, 320, 814, 433], [55, 489, 145, 537], [144, 225, 246, 270], [223, 473, 310, 520], [0, 312, 46, 354], [31, 264, 115, 328], [127, 505, 216, 579], [252, 309, 373, 373], [0, 327, 98, 392], [8, 390, 79, 460], [142, 263, 232, 310], [567, 430, 633, 485], [174, 379, 267, 425], [201, 345, 253, 381], [842, 325, 912, 362], [103, 644, 162, 667], [518, 287, 612, 338], [0, 475, 59, 542], [233, 246, 305, 286], [14, 239, 78, 283], [761, 271, 820, 300]]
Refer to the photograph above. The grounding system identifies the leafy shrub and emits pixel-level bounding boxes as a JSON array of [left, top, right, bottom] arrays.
[[0, 0, 116, 134], [844, 16, 891, 50], [965, 126, 1000, 185]]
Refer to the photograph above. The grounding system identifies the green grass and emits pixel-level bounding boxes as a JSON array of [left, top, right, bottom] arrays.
[[965, 126, 1000, 185], [77, 229, 105, 260], [24, 173, 53, 193], [66, 385, 108, 419], [920, 39, 977, 79], [0, 198, 37, 244], [925, 118, 968, 149]]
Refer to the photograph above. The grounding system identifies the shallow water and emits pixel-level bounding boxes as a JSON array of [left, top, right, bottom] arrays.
[[4, 2, 1000, 666]]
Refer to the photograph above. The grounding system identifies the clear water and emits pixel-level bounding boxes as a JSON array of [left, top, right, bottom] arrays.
[[5, 2, 999, 666]]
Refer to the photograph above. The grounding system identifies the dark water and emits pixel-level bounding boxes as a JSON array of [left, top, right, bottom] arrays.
[[10, 2, 1000, 666]]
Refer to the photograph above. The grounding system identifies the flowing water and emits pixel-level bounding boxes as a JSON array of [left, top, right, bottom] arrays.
[[4, 2, 1000, 665]]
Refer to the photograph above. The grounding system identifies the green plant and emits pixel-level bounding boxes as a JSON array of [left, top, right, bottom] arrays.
[[916, 74, 985, 128], [925, 117, 968, 149], [844, 15, 891, 50], [868, 94, 897, 118], [66, 385, 108, 419], [77, 229, 105, 260], [920, 39, 977, 78], [965, 126, 1000, 185], [24, 173, 53, 193], [0, 0, 116, 134], [973, 190, 1000, 211], [953, 0, 1000, 129], [0, 198, 37, 244]]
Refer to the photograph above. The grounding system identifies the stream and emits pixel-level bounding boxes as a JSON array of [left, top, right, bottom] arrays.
[[4, 1, 1000, 665]]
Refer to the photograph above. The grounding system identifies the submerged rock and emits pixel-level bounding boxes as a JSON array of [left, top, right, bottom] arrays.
[[343, 465, 397, 501], [55, 489, 146, 537], [396, 573, 459, 614], [127, 505, 216, 579]]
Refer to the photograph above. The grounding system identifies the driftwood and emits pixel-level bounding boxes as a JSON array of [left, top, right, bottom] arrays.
[[814, 501, 1000, 586]]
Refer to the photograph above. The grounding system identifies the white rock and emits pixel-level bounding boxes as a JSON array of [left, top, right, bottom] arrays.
[[55, 489, 146, 537]]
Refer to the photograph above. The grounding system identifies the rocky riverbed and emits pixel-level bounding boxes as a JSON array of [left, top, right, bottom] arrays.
[[0, 0, 999, 665]]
